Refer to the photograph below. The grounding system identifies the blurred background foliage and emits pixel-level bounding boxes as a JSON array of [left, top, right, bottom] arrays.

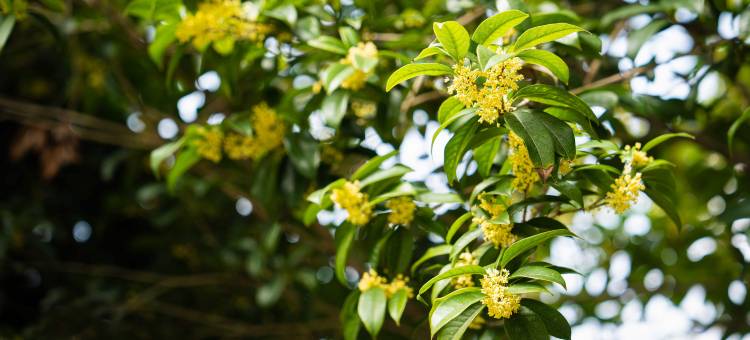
[[0, 0, 749, 338]]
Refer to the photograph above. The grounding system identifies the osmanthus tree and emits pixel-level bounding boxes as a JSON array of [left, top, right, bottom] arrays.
[[9, 0, 750, 338], [142, 4, 688, 339]]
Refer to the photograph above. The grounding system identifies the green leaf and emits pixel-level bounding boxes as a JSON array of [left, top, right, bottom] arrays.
[[642, 132, 694, 152], [416, 192, 463, 203], [150, 139, 184, 177], [500, 229, 573, 268], [545, 107, 597, 137], [283, 133, 320, 179], [505, 110, 555, 167], [358, 287, 387, 338], [472, 10, 529, 46], [446, 212, 473, 244], [512, 23, 584, 52], [411, 244, 452, 274], [600, 4, 665, 28], [438, 96, 465, 123], [550, 181, 583, 207], [512, 84, 596, 122], [470, 176, 512, 204], [148, 23, 177, 68], [341, 291, 361, 340], [415, 45, 449, 61], [321, 90, 350, 128], [504, 306, 549, 340], [444, 116, 479, 183], [322, 63, 356, 94], [536, 111, 576, 160], [473, 137, 501, 177], [386, 63, 453, 91], [352, 150, 398, 180], [335, 223, 356, 285], [433, 21, 470, 61], [339, 27, 360, 47], [508, 282, 550, 294], [521, 299, 571, 340], [729, 108, 750, 155], [430, 287, 484, 337], [435, 303, 485, 340], [359, 164, 412, 187], [308, 36, 348, 54], [266, 4, 297, 25], [418, 265, 486, 296], [0, 14, 15, 54], [307, 178, 346, 205], [517, 49, 569, 84], [386, 227, 414, 274], [166, 147, 201, 192], [388, 288, 409, 325], [449, 227, 483, 261], [125, 0, 181, 21], [509, 265, 566, 289], [432, 108, 476, 149]]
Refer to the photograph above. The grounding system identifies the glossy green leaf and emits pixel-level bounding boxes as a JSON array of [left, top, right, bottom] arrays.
[[0, 14, 15, 55], [359, 164, 412, 187], [509, 265, 566, 288], [729, 107, 750, 155], [508, 282, 550, 294], [335, 223, 356, 285], [418, 265, 486, 296], [308, 36, 348, 54], [411, 245, 452, 274], [512, 23, 584, 52], [435, 303, 485, 340], [432, 108, 476, 149], [445, 212, 473, 244], [501, 229, 573, 267], [642, 132, 694, 152], [433, 21, 470, 61], [388, 288, 409, 325], [150, 139, 184, 177], [166, 147, 200, 192], [438, 96, 464, 123], [416, 192, 463, 203], [322, 63, 356, 94], [517, 49, 569, 84], [415, 45, 450, 61], [430, 287, 484, 336], [320, 90, 350, 128], [386, 63, 453, 91], [341, 291, 361, 340], [504, 306, 549, 340], [444, 116, 479, 183], [505, 109, 555, 167], [521, 299, 571, 340], [513, 84, 596, 122], [339, 27, 359, 47], [358, 287, 387, 338], [352, 150, 398, 180], [472, 10, 528, 45], [449, 227, 483, 261], [473, 136, 501, 177]]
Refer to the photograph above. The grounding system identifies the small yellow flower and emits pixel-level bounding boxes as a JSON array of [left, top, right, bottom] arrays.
[[358, 269, 387, 292], [478, 193, 509, 218], [386, 196, 416, 225], [339, 42, 378, 91], [475, 217, 517, 248], [190, 126, 223, 162], [386, 274, 414, 298], [175, 0, 271, 50], [222, 103, 285, 160], [447, 58, 524, 125], [508, 132, 540, 192], [604, 164, 645, 214], [559, 159, 573, 175], [480, 268, 521, 319], [331, 180, 373, 225], [453, 251, 478, 289], [351, 100, 377, 119], [311, 81, 323, 94], [623, 142, 653, 168]]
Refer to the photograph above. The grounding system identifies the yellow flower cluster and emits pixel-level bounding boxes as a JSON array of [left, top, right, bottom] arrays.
[[223, 103, 286, 160], [331, 180, 372, 225], [605, 164, 645, 214], [175, 0, 271, 50], [358, 270, 414, 298], [351, 100, 377, 119], [340, 42, 378, 91], [480, 268, 521, 319], [508, 132, 540, 192], [448, 58, 524, 125], [474, 193, 516, 248], [559, 159, 573, 175], [190, 126, 223, 162], [623, 142, 653, 168], [386, 196, 416, 225], [453, 251, 478, 288]]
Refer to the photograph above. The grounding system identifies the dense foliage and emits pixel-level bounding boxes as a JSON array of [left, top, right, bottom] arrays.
[[1, 0, 749, 339]]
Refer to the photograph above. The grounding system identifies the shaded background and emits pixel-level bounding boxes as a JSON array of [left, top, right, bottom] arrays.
[[1, 0, 749, 338]]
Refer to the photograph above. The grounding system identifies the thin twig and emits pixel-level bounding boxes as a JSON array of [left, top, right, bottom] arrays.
[[571, 66, 652, 95]]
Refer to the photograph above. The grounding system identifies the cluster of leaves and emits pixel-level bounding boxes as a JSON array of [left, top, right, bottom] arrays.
[[2, 0, 750, 338]]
